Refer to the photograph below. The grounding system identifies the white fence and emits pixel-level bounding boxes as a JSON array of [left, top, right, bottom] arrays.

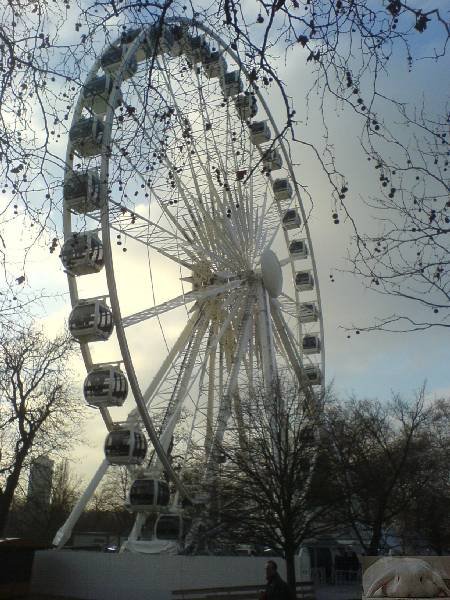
[[31, 552, 311, 600]]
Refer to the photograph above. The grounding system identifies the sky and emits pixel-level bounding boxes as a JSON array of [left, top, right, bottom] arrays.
[[2, 4, 449, 484]]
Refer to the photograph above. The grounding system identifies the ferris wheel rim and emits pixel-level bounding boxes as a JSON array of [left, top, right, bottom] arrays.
[[62, 16, 325, 509]]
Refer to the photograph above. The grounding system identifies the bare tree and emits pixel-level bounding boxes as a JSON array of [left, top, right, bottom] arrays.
[[200, 381, 334, 591], [325, 386, 449, 555], [7, 458, 82, 542], [92, 465, 131, 513], [0, 325, 86, 535], [393, 397, 450, 554]]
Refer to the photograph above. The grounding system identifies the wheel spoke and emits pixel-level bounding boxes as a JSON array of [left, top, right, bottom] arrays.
[[150, 312, 210, 471], [255, 282, 279, 395], [207, 286, 255, 465], [122, 279, 244, 328]]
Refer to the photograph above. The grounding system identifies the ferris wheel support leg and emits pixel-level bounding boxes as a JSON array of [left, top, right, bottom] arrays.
[[53, 459, 109, 549], [122, 512, 147, 552], [256, 283, 279, 403], [206, 291, 254, 472]]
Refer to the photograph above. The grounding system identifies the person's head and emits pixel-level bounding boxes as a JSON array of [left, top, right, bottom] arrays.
[[266, 560, 277, 580]]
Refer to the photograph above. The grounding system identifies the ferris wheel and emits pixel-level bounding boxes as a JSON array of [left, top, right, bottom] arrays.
[[54, 17, 325, 553]]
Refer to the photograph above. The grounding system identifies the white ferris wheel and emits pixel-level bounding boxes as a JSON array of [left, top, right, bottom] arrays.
[[54, 17, 325, 554]]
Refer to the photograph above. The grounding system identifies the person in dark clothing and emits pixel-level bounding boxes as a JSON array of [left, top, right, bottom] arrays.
[[261, 560, 291, 600]]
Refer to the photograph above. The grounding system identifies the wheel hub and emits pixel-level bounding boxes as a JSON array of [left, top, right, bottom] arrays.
[[261, 248, 283, 298]]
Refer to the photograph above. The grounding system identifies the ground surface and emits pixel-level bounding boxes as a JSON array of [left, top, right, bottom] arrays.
[[25, 587, 362, 600], [316, 584, 361, 600]]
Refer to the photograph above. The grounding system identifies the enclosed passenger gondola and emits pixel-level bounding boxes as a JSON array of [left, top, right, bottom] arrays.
[[83, 75, 122, 117], [262, 149, 283, 171], [121, 27, 156, 62], [282, 208, 301, 230], [274, 179, 293, 201], [203, 51, 227, 78], [170, 24, 190, 57], [220, 70, 242, 97], [120, 27, 141, 45], [295, 271, 314, 291], [235, 93, 258, 120], [155, 26, 177, 55], [198, 40, 212, 63], [249, 121, 271, 145], [104, 426, 147, 465], [289, 239, 308, 260], [64, 169, 101, 214], [128, 478, 170, 511], [154, 514, 192, 541], [184, 34, 208, 63], [68, 300, 114, 343], [304, 364, 322, 384], [60, 231, 104, 276], [302, 335, 321, 354], [101, 45, 138, 79], [84, 365, 128, 408], [299, 302, 319, 323], [69, 118, 104, 158]]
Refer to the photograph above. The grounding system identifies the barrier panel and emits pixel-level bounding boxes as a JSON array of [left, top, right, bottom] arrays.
[[30, 552, 311, 600]]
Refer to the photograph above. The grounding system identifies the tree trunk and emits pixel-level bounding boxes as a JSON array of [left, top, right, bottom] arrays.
[[0, 445, 31, 536], [368, 512, 384, 555], [0, 470, 22, 535], [285, 548, 296, 599]]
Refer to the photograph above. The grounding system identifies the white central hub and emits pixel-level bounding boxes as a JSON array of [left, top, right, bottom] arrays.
[[261, 248, 283, 298]]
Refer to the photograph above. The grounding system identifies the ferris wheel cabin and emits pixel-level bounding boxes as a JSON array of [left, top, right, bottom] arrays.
[[304, 364, 322, 385], [289, 239, 309, 260], [274, 179, 294, 201], [263, 149, 283, 171], [60, 231, 104, 276], [282, 208, 301, 230], [84, 366, 128, 408], [235, 93, 258, 120], [302, 335, 321, 354], [249, 121, 272, 145], [154, 513, 191, 542], [184, 34, 209, 63], [120, 28, 153, 62], [64, 169, 101, 214], [128, 478, 171, 511], [300, 302, 319, 323], [168, 24, 190, 57], [203, 51, 227, 78], [83, 75, 122, 117], [220, 70, 243, 98], [101, 45, 138, 79], [295, 271, 314, 291], [69, 117, 104, 158], [120, 27, 141, 45], [69, 300, 114, 343], [104, 427, 147, 465]]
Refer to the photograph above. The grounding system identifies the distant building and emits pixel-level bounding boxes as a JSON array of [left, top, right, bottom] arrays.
[[26, 455, 54, 511]]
